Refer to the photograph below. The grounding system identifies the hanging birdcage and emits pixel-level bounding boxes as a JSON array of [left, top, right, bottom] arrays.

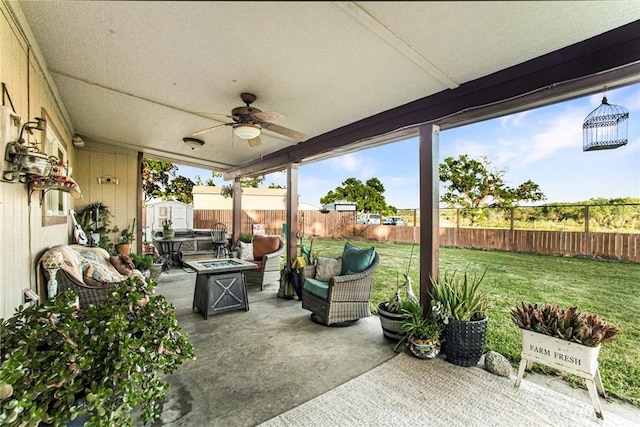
[[583, 96, 629, 152]]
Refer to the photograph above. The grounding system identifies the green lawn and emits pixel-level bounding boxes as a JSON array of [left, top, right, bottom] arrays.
[[302, 238, 640, 406]]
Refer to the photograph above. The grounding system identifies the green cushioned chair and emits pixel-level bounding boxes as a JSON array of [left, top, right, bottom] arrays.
[[301, 242, 380, 326]]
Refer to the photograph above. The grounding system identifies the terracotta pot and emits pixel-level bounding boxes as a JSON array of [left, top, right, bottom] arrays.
[[115, 243, 131, 256]]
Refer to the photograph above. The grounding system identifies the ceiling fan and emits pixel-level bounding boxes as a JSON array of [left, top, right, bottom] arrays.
[[192, 93, 307, 147]]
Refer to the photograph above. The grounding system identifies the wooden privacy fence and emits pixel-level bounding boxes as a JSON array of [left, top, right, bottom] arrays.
[[194, 210, 639, 263]]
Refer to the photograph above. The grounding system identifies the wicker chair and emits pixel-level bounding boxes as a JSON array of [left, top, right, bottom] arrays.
[[301, 251, 380, 326], [38, 245, 144, 310], [52, 270, 116, 309]]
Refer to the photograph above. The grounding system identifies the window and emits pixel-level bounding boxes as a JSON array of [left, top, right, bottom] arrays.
[[41, 110, 68, 226]]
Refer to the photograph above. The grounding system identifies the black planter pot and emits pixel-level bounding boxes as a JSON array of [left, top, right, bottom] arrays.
[[443, 316, 488, 367]]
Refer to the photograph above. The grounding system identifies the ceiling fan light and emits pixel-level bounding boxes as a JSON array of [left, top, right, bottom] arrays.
[[234, 125, 261, 140], [183, 137, 205, 150]]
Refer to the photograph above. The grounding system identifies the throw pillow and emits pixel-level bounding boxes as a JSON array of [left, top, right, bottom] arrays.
[[341, 242, 376, 275], [240, 241, 254, 261], [252, 235, 280, 260], [75, 248, 123, 283], [315, 257, 342, 281], [110, 254, 135, 276]]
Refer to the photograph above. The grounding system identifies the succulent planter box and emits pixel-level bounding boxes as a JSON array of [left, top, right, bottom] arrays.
[[514, 329, 607, 420]]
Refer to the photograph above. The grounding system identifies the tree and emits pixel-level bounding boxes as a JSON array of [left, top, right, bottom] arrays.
[[194, 170, 222, 186], [439, 155, 545, 224], [142, 160, 222, 204], [584, 197, 640, 229], [320, 177, 397, 214], [142, 160, 176, 201], [220, 176, 287, 198]]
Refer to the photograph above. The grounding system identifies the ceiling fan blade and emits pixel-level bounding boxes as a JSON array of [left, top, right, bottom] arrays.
[[191, 112, 233, 119], [247, 136, 261, 147], [251, 111, 282, 122], [192, 123, 230, 136], [260, 122, 308, 142]]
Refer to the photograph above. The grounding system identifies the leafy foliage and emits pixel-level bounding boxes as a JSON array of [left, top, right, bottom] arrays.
[[511, 302, 619, 347], [76, 202, 118, 252], [143, 160, 224, 203], [0, 277, 195, 426], [219, 176, 284, 198], [119, 218, 136, 244], [439, 155, 545, 224], [193, 171, 222, 186], [429, 268, 491, 322], [163, 175, 195, 204], [400, 298, 444, 341], [320, 177, 397, 214], [142, 160, 177, 201], [129, 253, 154, 270], [440, 198, 640, 232]]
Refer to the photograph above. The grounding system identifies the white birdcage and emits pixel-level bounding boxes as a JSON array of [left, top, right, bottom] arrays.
[[583, 96, 629, 152]]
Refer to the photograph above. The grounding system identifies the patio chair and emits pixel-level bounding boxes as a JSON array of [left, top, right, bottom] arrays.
[[301, 242, 380, 326], [210, 222, 229, 258], [242, 235, 285, 290]]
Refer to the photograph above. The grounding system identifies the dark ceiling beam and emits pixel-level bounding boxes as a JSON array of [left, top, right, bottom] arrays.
[[224, 20, 640, 180]]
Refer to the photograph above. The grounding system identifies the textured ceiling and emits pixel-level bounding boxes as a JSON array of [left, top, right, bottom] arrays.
[[11, 1, 640, 172]]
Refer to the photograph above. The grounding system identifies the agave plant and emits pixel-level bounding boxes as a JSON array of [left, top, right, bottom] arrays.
[[429, 268, 491, 322], [511, 301, 619, 347]]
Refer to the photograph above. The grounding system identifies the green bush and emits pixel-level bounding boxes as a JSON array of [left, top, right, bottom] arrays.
[[130, 252, 153, 270], [0, 277, 195, 426]]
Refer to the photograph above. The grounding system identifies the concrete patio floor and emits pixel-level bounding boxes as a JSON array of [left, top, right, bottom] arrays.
[[152, 268, 640, 426]]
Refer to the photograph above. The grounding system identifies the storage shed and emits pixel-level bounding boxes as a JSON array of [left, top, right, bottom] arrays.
[[146, 200, 193, 233]]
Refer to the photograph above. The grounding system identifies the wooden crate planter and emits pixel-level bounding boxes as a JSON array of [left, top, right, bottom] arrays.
[[514, 329, 606, 420]]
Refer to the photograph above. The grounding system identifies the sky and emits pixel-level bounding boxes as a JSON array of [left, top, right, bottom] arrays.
[[178, 83, 640, 209]]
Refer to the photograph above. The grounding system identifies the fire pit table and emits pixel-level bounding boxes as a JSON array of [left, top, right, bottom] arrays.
[[185, 258, 258, 319]]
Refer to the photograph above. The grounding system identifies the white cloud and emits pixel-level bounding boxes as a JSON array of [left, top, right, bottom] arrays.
[[499, 110, 530, 128], [326, 152, 377, 178]]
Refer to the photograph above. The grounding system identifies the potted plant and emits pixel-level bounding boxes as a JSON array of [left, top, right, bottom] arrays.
[[130, 252, 153, 275], [0, 276, 195, 426], [150, 256, 165, 279], [115, 218, 136, 256], [377, 273, 417, 340], [396, 298, 444, 359], [76, 202, 115, 248], [162, 219, 174, 240], [511, 302, 619, 420], [429, 268, 492, 367]]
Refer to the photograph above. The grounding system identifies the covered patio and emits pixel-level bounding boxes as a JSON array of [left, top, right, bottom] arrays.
[[1, 2, 640, 425], [153, 269, 639, 426], [2, 1, 639, 317]]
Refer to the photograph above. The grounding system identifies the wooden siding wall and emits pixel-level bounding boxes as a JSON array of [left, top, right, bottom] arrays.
[[195, 210, 639, 263], [1, 4, 78, 318], [75, 145, 140, 253]]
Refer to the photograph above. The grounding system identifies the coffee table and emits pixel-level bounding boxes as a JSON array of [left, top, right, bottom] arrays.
[[185, 258, 258, 319]]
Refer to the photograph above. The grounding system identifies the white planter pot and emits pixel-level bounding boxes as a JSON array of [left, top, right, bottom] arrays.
[[515, 329, 606, 420], [519, 329, 600, 377]]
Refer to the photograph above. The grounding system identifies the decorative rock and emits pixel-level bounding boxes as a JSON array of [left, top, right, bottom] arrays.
[[484, 351, 512, 377]]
